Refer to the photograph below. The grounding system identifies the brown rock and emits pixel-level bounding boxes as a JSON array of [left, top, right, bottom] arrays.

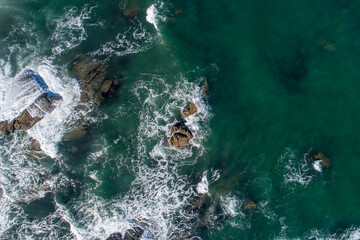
[[182, 102, 197, 117], [307, 152, 332, 169], [243, 200, 257, 211], [26, 137, 42, 151], [169, 122, 193, 148], [174, 8, 183, 15], [201, 82, 209, 97]]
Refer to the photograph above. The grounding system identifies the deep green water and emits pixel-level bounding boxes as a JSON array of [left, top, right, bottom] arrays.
[[1, 0, 360, 239]]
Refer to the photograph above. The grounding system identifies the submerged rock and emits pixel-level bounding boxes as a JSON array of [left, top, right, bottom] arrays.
[[183, 102, 197, 117], [307, 152, 332, 169], [169, 122, 193, 148], [72, 58, 117, 107], [123, 0, 139, 18], [26, 137, 42, 151], [106, 233, 122, 240], [242, 200, 257, 211], [63, 123, 87, 141], [317, 38, 336, 52]]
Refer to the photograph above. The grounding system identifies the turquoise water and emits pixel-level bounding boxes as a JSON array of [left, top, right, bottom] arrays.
[[1, 0, 360, 239]]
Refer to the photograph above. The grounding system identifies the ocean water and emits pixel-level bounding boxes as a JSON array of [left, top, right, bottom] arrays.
[[1, 0, 360, 239]]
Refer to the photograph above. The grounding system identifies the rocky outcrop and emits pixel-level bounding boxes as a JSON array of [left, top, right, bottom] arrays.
[[124, 227, 144, 240], [201, 82, 209, 97], [0, 92, 62, 135], [307, 152, 332, 169], [186, 194, 210, 213], [182, 102, 197, 117], [72, 58, 118, 106], [106, 233, 122, 240], [169, 122, 193, 148], [242, 200, 257, 211]]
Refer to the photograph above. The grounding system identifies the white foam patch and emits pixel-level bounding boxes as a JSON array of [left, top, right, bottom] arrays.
[[280, 147, 313, 186], [313, 160, 323, 172], [91, 19, 154, 58], [50, 5, 103, 56], [221, 195, 241, 218], [197, 172, 209, 195], [146, 2, 168, 32]]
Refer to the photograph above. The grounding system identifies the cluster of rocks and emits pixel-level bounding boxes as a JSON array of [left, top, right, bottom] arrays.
[[106, 227, 144, 240], [168, 83, 209, 149], [307, 152, 332, 170], [0, 70, 62, 136], [72, 58, 118, 107]]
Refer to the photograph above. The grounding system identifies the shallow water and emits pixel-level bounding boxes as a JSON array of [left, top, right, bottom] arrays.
[[1, 0, 360, 239]]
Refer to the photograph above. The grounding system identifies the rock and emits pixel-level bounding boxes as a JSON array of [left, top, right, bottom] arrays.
[[169, 122, 193, 148], [317, 38, 336, 52], [0, 187, 3, 198], [173, 231, 192, 240], [307, 152, 332, 169], [72, 58, 118, 107], [174, 8, 183, 15], [106, 233, 122, 240], [182, 102, 197, 117], [71, 146, 79, 154], [0, 92, 62, 135], [201, 82, 209, 97], [186, 194, 210, 212], [63, 123, 87, 141], [123, 0, 139, 18], [26, 137, 42, 151], [242, 200, 257, 211], [124, 226, 144, 240]]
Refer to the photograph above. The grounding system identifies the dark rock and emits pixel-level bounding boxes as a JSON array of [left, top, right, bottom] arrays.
[[72, 58, 118, 107], [168, 122, 193, 148], [186, 194, 210, 212], [124, 226, 144, 240], [106, 232, 122, 240], [307, 152, 332, 169], [201, 82, 209, 97], [71, 146, 79, 154], [0, 187, 3, 198], [242, 200, 257, 211], [182, 102, 197, 117]]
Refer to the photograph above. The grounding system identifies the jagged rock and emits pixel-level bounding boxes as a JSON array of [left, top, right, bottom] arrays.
[[123, 0, 139, 18], [183, 102, 197, 117], [124, 226, 144, 240], [0, 91, 62, 135], [186, 194, 210, 212], [243, 200, 257, 211], [72, 58, 118, 107], [201, 82, 209, 97], [26, 137, 42, 151], [106, 233, 122, 240], [169, 122, 193, 148], [307, 152, 332, 169]]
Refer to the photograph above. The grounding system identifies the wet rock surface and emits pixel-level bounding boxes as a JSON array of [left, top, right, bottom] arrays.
[[243, 200, 257, 211], [169, 122, 193, 148], [201, 82, 209, 97], [307, 152, 332, 169], [0, 92, 62, 135], [106, 233, 122, 240], [72, 58, 118, 107], [182, 102, 197, 117], [186, 194, 210, 212]]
